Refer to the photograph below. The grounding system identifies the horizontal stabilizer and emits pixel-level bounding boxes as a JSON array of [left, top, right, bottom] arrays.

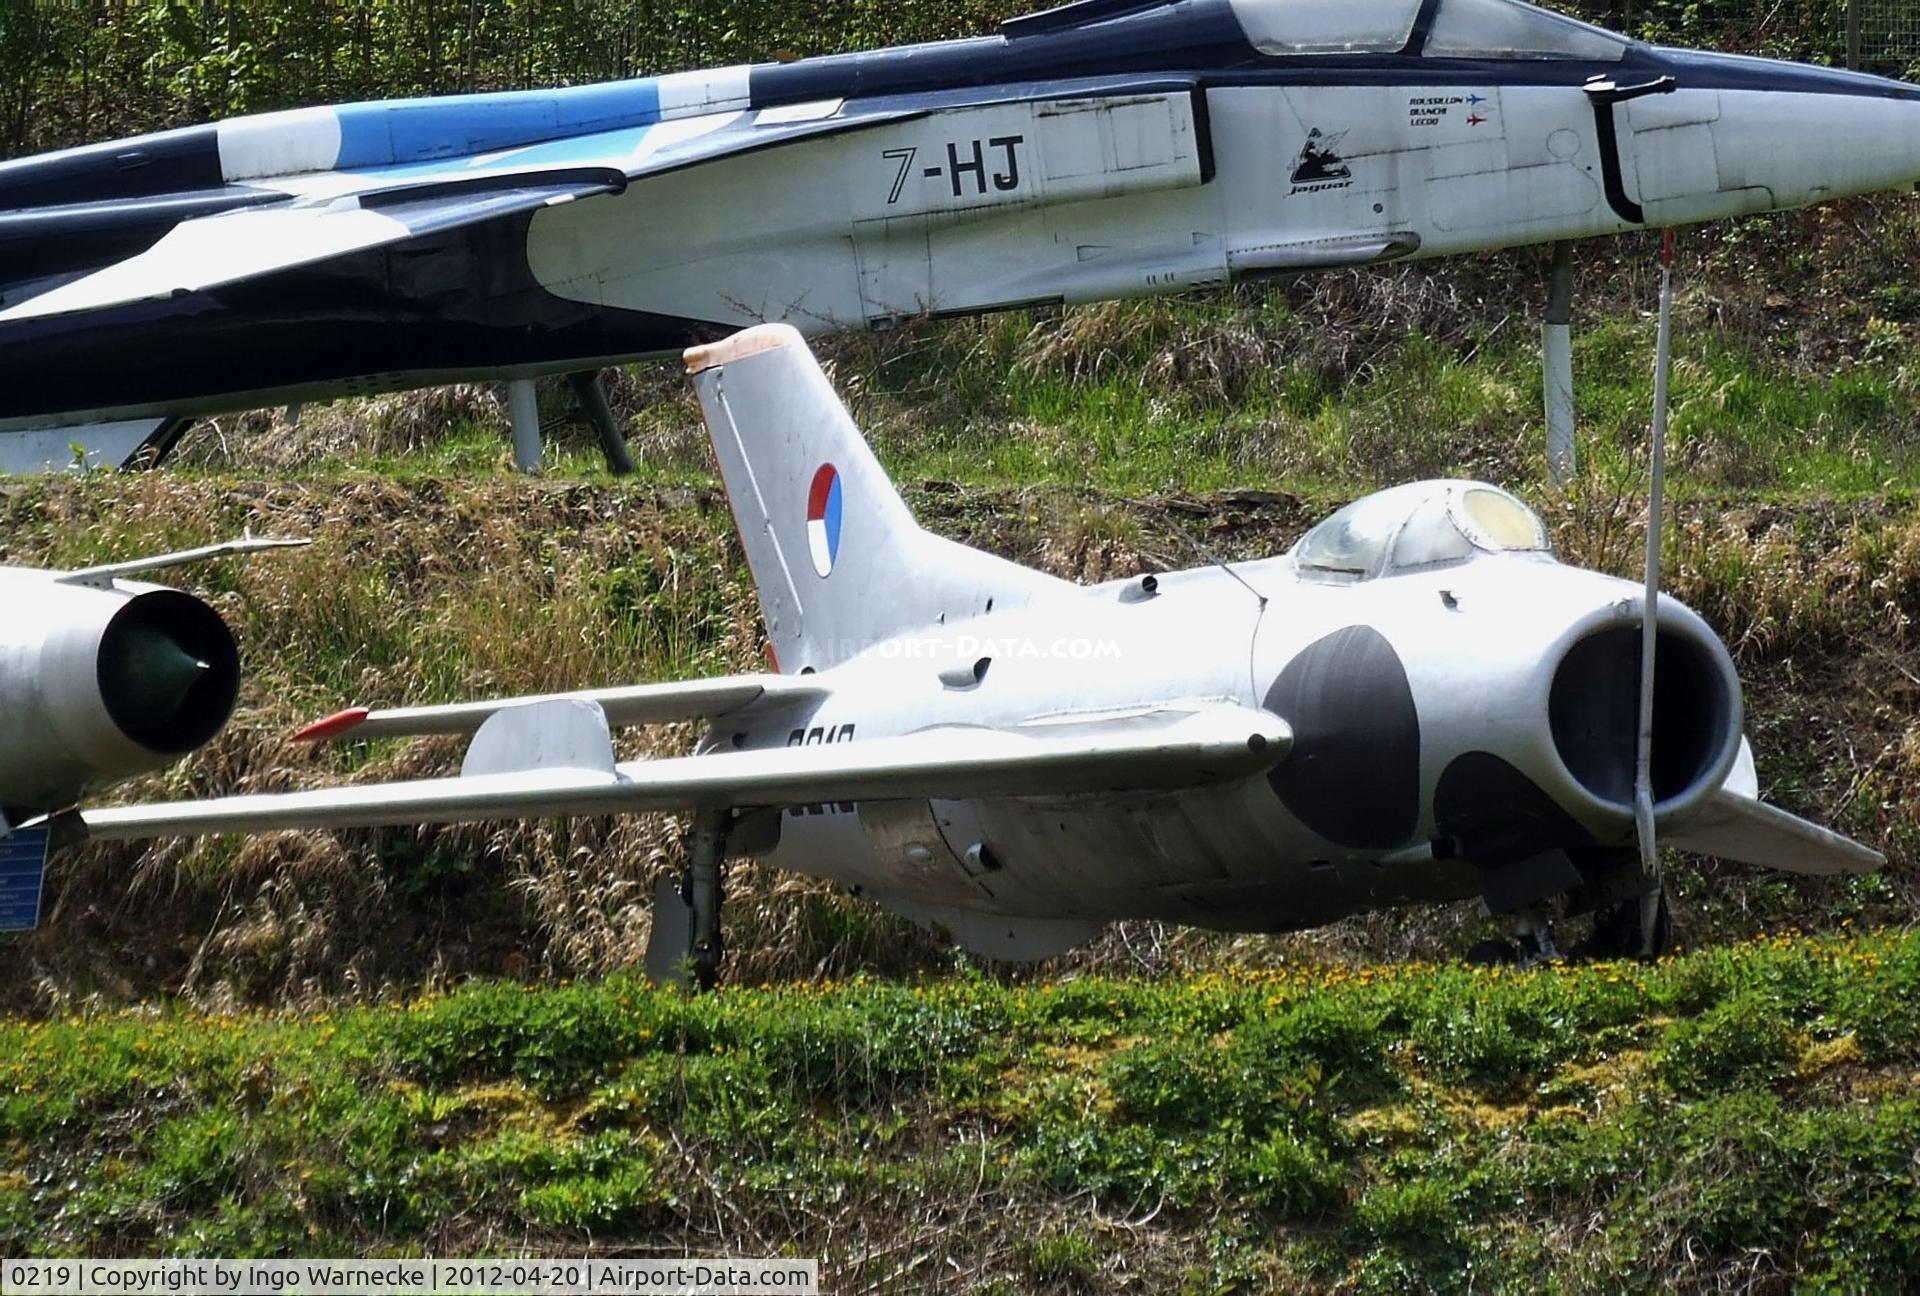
[[81, 703, 1289, 841], [0, 176, 618, 322], [292, 673, 826, 742], [1669, 790, 1884, 876], [56, 534, 309, 588]]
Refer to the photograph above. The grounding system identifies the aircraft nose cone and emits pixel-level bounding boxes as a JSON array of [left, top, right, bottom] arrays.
[[1706, 85, 1920, 210]]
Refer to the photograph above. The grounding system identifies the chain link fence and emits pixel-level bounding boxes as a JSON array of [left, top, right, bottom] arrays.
[[1851, 0, 1920, 74]]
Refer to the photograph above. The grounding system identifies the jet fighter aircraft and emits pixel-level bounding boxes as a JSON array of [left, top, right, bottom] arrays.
[[63, 325, 1880, 980], [2, 0, 1918, 469], [0, 535, 303, 930]]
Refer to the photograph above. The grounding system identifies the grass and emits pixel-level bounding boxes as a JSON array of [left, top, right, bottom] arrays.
[[143, 196, 1920, 504], [2, 930, 1917, 1291], [168, 294, 1920, 501]]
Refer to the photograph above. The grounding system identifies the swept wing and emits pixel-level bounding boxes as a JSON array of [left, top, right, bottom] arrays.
[[77, 698, 1290, 840]]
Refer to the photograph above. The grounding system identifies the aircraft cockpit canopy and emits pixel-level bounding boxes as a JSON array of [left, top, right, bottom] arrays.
[[1291, 479, 1552, 582], [1226, 0, 1628, 61]]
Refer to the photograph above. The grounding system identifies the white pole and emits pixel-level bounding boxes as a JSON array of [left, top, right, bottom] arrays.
[[1545, 241, 1577, 484], [507, 378, 542, 474], [1635, 229, 1676, 951]]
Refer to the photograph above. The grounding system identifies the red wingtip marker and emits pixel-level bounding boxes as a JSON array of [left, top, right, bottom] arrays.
[[291, 706, 371, 743]]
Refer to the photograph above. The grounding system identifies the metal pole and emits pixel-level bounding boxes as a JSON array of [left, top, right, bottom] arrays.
[[1847, 0, 1862, 70], [1635, 228, 1675, 954], [1544, 241, 1577, 485], [567, 370, 639, 475], [507, 378, 542, 474]]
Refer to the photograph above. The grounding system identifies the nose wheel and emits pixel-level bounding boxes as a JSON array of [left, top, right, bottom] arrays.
[[1468, 887, 1673, 966], [1583, 888, 1672, 961]]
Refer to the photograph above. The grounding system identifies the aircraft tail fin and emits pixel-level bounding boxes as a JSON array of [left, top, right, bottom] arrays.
[[686, 325, 1065, 673]]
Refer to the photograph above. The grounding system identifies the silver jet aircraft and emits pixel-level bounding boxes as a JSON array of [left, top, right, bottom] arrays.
[[64, 325, 1880, 980], [2, 0, 1918, 469]]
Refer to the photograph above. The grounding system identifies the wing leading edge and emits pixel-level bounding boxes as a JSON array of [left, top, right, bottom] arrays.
[[1667, 737, 1884, 876], [290, 673, 830, 742]]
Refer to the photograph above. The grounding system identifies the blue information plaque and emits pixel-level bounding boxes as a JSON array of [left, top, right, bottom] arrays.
[[0, 825, 51, 932]]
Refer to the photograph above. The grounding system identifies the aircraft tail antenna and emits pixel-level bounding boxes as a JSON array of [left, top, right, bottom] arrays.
[[1634, 227, 1676, 955], [684, 325, 1065, 674]]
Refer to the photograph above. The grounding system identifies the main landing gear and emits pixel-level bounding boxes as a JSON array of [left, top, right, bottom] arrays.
[[644, 807, 731, 990]]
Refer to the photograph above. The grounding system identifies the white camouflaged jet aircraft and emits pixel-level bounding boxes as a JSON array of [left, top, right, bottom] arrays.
[[67, 325, 1880, 981]]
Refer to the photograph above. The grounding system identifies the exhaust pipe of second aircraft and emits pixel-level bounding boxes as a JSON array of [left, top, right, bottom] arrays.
[[0, 585, 240, 813]]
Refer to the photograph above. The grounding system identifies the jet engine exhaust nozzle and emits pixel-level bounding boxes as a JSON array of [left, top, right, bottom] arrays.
[[96, 589, 239, 756], [1547, 618, 1741, 822]]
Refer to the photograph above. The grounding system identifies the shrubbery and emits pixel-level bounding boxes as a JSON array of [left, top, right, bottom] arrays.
[[5, 932, 1916, 1286]]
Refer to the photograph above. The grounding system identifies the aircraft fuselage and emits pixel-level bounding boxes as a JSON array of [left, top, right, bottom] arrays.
[[2, 0, 1917, 432], [713, 538, 1739, 953]]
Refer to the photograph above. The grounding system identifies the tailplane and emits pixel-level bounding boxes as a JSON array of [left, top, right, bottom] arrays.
[[686, 325, 1065, 673]]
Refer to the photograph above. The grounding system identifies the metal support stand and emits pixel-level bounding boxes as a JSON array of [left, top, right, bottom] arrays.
[[507, 378, 542, 474], [567, 371, 638, 476], [1544, 241, 1577, 485], [688, 809, 729, 991]]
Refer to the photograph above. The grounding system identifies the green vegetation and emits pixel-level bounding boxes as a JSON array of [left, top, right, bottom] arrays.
[[3, 931, 1916, 1290]]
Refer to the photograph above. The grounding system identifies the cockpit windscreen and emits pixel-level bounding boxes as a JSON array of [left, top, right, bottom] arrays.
[[1425, 0, 1627, 60], [1228, 0, 1423, 53], [1227, 0, 1628, 61], [1292, 479, 1551, 581]]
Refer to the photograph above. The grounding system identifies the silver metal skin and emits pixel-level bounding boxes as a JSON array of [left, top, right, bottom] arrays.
[[74, 327, 1881, 959]]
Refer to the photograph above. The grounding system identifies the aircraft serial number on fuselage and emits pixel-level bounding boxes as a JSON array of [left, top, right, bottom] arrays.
[[882, 137, 1027, 205], [787, 722, 857, 817]]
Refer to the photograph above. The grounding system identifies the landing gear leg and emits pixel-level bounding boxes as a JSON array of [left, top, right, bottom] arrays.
[[507, 378, 543, 474], [567, 370, 638, 476], [643, 809, 731, 989], [1635, 887, 1672, 960], [687, 808, 729, 991]]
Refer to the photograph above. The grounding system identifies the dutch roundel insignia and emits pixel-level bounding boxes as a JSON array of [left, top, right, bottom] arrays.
[[806, 463, 843, 578]]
